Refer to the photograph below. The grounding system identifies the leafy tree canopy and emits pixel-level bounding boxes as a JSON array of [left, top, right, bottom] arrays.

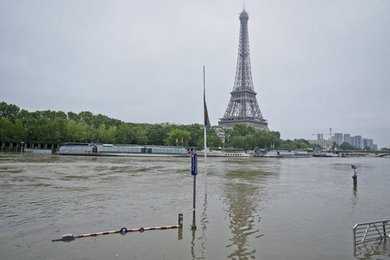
[[0, 101, 312, 150]]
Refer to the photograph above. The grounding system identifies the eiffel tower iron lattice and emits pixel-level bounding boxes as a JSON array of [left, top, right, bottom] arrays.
[[219, 10, 268, 130]]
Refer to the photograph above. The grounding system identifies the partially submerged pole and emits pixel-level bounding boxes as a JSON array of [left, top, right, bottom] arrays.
[[203, 65, 208, 159], [178, 213, 183, 228], [351, 164, 358, 188], [178, 213, 183, 240], [191, 152, 198, 230]]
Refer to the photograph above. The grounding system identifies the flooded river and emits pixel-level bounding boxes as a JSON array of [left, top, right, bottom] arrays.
[[0, 154, 389, 259]]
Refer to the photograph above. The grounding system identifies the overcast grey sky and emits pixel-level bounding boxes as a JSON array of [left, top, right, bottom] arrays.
[[0, 0, 389, 146]]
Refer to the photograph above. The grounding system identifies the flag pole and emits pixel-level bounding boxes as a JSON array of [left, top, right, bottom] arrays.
[[203, 65, 207, 159]]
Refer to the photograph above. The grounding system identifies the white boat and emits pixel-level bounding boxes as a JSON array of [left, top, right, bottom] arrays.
[[262, 150, 312, 158], [263, 150, 295, 158], [293, 151, 312, 158], [313, 152, 339, 157], [57, 143, 188, 157], [201, 150, 250, 158]]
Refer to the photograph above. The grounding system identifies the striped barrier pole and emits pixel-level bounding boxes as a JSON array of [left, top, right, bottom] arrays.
[[52, 213, 183, 242]]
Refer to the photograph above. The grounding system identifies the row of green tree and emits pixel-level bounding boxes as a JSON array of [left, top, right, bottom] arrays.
[[0, 101, 312, 150], [224, 124, 312, 150]]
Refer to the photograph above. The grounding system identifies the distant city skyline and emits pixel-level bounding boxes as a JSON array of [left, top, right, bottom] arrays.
[[312, 131, 378, 150], [1, 1, 389, 147]]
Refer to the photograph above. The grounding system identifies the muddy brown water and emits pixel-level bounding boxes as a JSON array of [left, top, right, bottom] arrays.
[[0, 153, 389, 259]]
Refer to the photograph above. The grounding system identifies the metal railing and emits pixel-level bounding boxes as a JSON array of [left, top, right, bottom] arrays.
[[353, 219, 390, 256]]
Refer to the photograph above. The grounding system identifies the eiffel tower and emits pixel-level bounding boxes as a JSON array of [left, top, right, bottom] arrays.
[[219, 10, 268, 130]]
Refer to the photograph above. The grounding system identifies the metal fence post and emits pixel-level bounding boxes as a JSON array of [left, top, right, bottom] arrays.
[[353, 225, 357, 256]]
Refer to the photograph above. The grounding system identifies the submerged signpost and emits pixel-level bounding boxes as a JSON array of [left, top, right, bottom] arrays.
[[191, 152, 198, 230]]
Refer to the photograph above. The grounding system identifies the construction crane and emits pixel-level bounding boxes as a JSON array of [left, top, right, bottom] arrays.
[[312, 128, 333, 139], [312, 128, 335, 151]]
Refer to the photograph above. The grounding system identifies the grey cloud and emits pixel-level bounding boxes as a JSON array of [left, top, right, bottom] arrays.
[[0, 0, 389, 146]]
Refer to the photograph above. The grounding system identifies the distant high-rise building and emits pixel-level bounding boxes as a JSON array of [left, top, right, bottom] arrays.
[[351, 136, 362, 149], [363, 138, 374, 150], [343, 134, 352, 145], [316, 133, 325, 148], [363, 138, 368, 149], [334, 133, 343, 146]]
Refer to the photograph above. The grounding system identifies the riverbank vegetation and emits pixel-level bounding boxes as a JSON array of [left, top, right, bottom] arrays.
[[0, 101, 312, 150]]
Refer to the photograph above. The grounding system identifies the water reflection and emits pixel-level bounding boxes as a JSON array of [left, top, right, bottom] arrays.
[[350, 172, 359, 211], [2, 155, 390, 260], [190, 229, 197, 260], [190, 163, 209, 260], [355, 239, 390, 259], [351, 180, 358, 204], [199, 166, 208, 259], [223, 169, 267, 259]]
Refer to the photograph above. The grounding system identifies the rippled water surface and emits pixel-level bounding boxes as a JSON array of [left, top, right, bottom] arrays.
[[0, 154, 389, 259]]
